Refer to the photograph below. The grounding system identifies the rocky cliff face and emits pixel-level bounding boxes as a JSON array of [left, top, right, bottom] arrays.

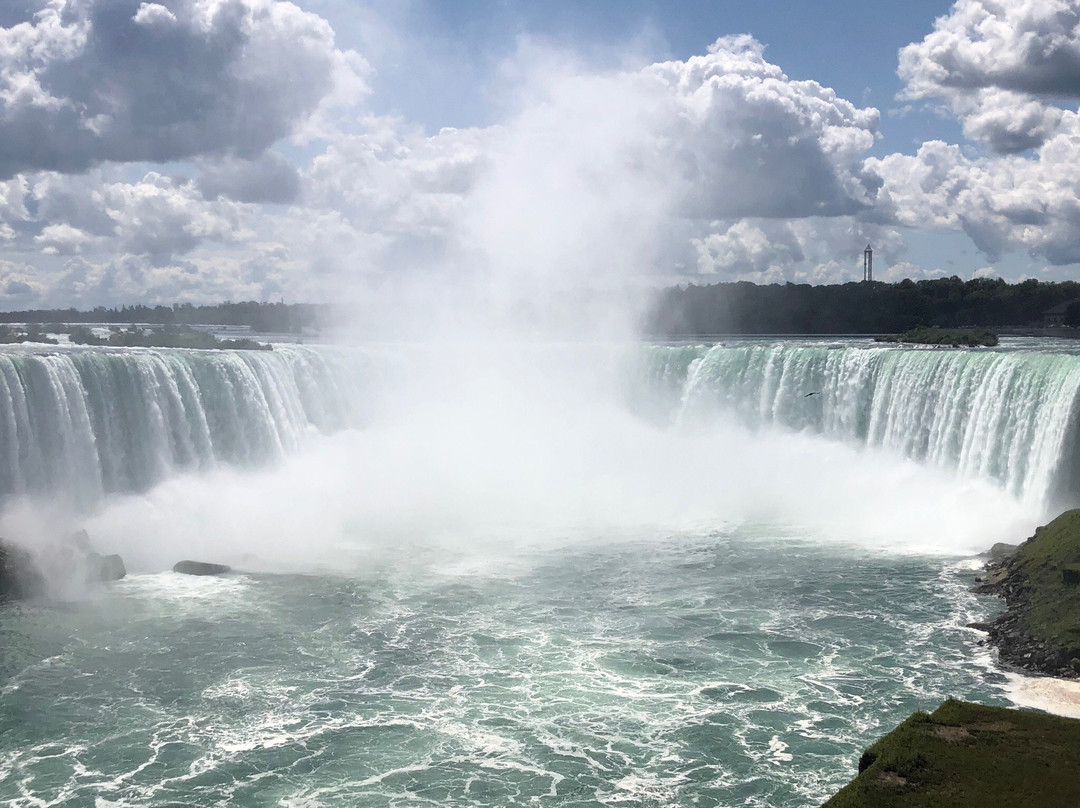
[[975, 510, 1080, 678]]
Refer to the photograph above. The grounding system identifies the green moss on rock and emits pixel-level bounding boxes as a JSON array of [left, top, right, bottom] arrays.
[[823, 700, 1080, 807]]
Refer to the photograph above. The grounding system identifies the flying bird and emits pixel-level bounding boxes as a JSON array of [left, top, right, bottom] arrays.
[[803, 391, 820, 397]]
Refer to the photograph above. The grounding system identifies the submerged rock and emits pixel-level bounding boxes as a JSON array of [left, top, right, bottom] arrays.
[[173, 560, 231, 576], [0, 539, 45, 600], [62, 530, 126, 585]]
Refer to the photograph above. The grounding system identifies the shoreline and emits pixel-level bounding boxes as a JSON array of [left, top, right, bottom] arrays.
[[974, 515, 1080, 678], [967, 510, 1080, 716]]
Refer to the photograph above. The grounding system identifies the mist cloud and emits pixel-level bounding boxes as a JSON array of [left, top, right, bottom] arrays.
[[286, 35, 885, 306]]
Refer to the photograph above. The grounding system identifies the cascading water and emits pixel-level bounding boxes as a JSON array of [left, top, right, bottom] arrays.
[[0, 345, 379, 508], [643, 341, 1080, 508], [1, 339, 1079, 513]]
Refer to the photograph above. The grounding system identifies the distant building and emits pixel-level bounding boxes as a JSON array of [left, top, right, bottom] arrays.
[[1043, 300, 1080, 327], [863, 244, 873, 282]]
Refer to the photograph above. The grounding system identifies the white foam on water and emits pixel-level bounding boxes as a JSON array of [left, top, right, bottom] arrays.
[[768, 735, 794, 764], [1005, 674, 1080, 719]]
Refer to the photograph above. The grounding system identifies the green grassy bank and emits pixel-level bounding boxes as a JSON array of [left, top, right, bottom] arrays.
[[822, 700, 1080, 807]]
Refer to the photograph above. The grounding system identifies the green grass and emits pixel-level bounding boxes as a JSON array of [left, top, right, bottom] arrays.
[[1005, 509, 1080, 653], [823, 700, 1080, 807], [875, 327, 999, 347]]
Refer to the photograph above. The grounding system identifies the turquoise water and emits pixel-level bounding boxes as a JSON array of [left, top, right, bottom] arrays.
[[1, 528, 1006, 807]]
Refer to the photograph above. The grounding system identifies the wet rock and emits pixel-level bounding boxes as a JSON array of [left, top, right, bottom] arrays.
[[987, 542, 1020, 560], [857, 751, 877, 774], [971, 511, 1080, 678], [0, 539, 45, 600], [87, 553, 126, 582], [173, 560, 231, 576], [69, 529, 92, 552], [972, 564, 1008, 593]]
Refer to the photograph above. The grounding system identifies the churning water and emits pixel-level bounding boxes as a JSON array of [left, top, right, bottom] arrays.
[[0, 337, 1076, 807]]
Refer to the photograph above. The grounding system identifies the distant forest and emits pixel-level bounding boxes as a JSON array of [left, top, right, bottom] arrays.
[[4, 277, 1080, 337], [645, 277, 1080, 336], [0, 302, 328, 333]]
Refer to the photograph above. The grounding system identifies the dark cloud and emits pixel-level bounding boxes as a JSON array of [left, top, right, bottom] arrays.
[[0, 169, 247, 261], [2, 279, 34, 298], [649, 36, 880, 220], [0, 0, 356, 177], [867, 3, 1080, 263]]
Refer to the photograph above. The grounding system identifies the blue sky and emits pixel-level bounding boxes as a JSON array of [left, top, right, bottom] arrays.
[[0, 0, 1078, 307], [358, 0, 963, 147]]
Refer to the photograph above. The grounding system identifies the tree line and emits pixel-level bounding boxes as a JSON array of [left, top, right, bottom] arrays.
[[5, 277, 1080, 338], [0, 301, 329, 333], [645, 277, 1080, 336]]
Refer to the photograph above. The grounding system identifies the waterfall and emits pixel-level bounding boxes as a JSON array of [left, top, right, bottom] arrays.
[[1, 339, 1078, 515], [0, 345, 379, 508], [647, 342, 1080, 507]]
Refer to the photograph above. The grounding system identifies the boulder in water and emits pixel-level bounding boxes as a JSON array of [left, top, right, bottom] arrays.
[[87, 552, 126, 582], [0, 539, 45, 600], [173, 560, 231, 576]]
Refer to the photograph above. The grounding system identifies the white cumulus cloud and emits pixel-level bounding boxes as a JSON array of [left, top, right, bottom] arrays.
[[0, 22, 899, 304], [0, 0, 368, 176], [899, 0, 1080, 151]]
